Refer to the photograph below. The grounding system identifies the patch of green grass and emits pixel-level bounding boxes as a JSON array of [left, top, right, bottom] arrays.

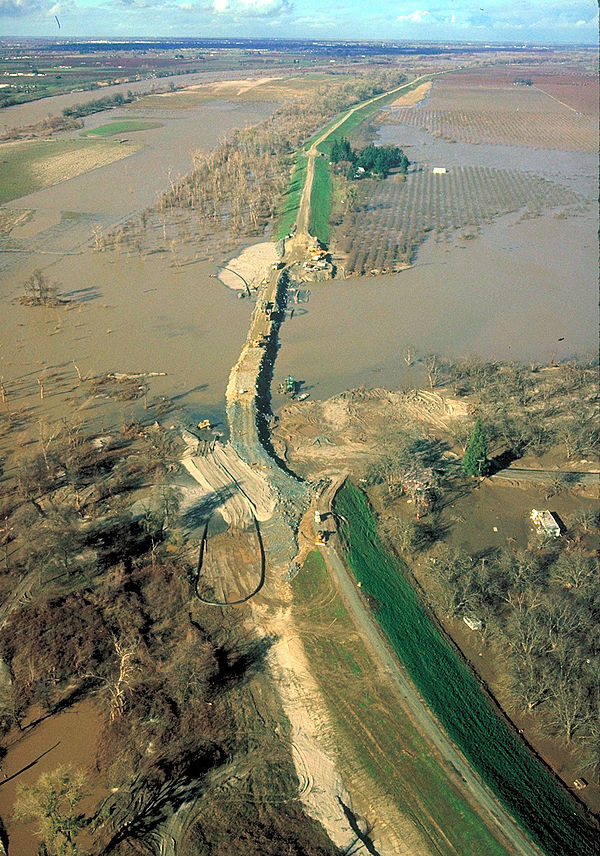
[[275, 152, 307, 240], [293, 551, 511, 856], [82, 119, 162, 137], [334, 482, 598, 856], [0, 139, 137, 205], [307, 156, 332, 245]]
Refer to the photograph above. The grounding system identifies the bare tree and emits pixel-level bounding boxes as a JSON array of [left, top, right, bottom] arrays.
[[84, 636, 139, 721], [402, 344, 417, 368], [547, 678, 591, 745], [551, 550, 598, 592], [20, 269, 60, 307], [424, 354, 441, 390]]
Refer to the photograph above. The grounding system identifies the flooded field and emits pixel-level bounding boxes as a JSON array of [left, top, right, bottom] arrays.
[[0, 97, 275, 438], [274, 122, 597, 403]]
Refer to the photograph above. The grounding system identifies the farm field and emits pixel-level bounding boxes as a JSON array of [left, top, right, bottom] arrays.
[[380, 69, 598, 151], [81, 118, 163, 136], [333, 483, 598, 856], [434, 66, 599, 114], [336, 164, 582, 276], [135, 72, 335, 109], [0, 138, 141, 204]]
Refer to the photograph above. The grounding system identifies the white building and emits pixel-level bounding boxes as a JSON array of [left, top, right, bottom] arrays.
[[530, 509, 561, 537]]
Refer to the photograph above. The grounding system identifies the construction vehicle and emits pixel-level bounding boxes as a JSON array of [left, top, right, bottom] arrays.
[[315, 530, 328, 545], [197, 419, 211, 430]]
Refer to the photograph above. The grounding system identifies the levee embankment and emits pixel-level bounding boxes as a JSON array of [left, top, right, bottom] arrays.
[[223, 265, 365, 850], [226, 267, 309, 570]]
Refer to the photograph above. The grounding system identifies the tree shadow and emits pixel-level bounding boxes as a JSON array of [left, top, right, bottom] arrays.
[[180, 485, 237, 528], [169, 384, 208, 403], [0, 742, 61, 786], [211, 634, 275, 691], [489, 448, 522, 474], [61, 286, 102, 303], [337, 797, 382, 856]]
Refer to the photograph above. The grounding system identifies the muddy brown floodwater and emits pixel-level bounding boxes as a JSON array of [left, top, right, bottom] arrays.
[[275, 124, 598, 403], [0, 697, 104, 856], [0, 98, 275, 435]]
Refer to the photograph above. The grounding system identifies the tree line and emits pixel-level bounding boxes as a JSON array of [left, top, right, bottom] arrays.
[[62, 91, 137, 119], [330, 136, 409, 179]]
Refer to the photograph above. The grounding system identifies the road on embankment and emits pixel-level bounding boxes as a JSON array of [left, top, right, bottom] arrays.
[[294, 74, 433, 241], [224, 74, 547, 856], [317, 537, 544, 856], [492, 468, 599, 486]]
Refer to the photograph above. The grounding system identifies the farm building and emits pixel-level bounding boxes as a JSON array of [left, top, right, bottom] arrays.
[[432, 167, 447, 174], [530, 509, 561, 537]]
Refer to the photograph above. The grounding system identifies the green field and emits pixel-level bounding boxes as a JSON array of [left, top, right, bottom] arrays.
[[307, 156, 332, 244], [275, 152, 307, 240], [292, 551, 511, 856], [82, 119, 162, 137], [333, 482, 598, 856], [0, 139, 138, 205]]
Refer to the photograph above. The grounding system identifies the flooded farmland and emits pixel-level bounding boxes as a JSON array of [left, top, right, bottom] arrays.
[[0, 97, 274, 437], [274, 121, 598, 402], [1, 83, 598, 432]]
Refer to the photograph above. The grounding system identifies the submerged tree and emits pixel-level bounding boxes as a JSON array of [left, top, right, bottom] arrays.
[[462, 418, 490, 476], [14, 765, 88, 856], [20, 269, 60, 307]]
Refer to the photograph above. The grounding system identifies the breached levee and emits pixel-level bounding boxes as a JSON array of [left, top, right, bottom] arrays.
[[222, 267, 380, 852], [218, 241, 279, 292], [180, 429, 275, 528]]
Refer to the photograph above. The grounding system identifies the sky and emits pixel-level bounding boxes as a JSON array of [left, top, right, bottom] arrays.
[[0, 0, 598, 44]]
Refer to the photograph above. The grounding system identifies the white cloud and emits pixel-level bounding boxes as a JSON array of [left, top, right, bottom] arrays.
[[396, 9, 434, 24], [0, 0, 41, 14], [211, 0, 292, 14]]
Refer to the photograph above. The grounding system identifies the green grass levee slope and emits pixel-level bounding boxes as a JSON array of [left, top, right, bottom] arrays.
[[293, 551, 512, 856], [334, 482, 598, 856], [308, 156, 332, 245], [275, 152, 308, 240]]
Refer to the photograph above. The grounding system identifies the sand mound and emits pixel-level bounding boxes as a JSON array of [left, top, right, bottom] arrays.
[[218, 241, 278, 292], [180, 433, 275, 527]]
